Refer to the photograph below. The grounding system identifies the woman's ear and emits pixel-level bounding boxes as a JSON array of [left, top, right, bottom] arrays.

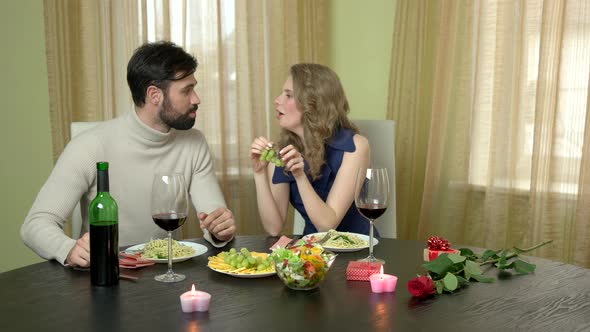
[[146, 85, 163, 106]]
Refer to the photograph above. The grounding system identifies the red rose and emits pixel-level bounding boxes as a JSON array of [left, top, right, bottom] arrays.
[[407, 276, 436, 297]]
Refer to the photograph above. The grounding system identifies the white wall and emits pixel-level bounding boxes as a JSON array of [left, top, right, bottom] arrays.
[[328, 0, 396, 119]]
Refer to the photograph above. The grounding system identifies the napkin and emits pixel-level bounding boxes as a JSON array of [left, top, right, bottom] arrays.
[[269, 235, 293, 250], [119, 252, 156, 269], [346, 261, 383, 281]]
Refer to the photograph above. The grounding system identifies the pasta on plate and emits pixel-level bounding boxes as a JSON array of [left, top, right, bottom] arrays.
[[310, 230, 369, 249], [314, 231, 368, 249], [141, 239, 196, 259]]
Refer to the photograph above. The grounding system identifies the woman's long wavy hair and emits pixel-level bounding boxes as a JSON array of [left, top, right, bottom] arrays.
[[277, 63, 358, 180]]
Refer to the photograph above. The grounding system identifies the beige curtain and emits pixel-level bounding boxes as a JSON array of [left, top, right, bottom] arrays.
[[389, 0, 590, 267], [44, 0, 327, 237]]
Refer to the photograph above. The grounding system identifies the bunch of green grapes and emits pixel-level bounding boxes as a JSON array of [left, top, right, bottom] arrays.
[[259, 147, 285, 167], [223, 248, 274, 271]]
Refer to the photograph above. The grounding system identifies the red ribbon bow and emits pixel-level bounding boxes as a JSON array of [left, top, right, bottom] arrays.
[[426, 236, 450, 250]]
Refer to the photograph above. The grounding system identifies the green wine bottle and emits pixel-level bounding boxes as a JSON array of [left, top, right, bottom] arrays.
[[89, 161, 119, 286]]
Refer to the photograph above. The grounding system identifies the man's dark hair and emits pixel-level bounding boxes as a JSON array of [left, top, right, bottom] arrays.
[[127, 41, 198, 107]]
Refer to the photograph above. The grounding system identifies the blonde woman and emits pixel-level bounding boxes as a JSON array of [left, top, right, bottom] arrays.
[[250, 63, 378, 237]]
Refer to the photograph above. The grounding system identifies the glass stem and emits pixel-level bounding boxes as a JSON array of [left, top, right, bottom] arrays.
[[167, 231, 173, 275], [368, 219, 375, 259]]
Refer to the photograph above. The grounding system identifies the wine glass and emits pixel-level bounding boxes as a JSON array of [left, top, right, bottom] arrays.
[[355, 167, 389, 264], [151, 173, 189, 282]]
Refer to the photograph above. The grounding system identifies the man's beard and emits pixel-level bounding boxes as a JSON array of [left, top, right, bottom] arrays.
[[159, 96, 198, 130]]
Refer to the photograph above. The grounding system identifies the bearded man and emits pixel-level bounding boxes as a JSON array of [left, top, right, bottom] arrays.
[[21, 41, 236, 267]]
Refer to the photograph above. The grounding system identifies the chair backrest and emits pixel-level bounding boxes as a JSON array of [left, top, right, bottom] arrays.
[[354, 119, 396, 238], [69, 122, 101, 238], [293, 120, 397, 238]]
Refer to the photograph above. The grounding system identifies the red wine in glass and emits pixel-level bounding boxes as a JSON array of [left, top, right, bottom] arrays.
[[152, 212, 187, 231], [151, 173, 189, 283], [355, 167, 389, 264], [357, 203, 387, 220]]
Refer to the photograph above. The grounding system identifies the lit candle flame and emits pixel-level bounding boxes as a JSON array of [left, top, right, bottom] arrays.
[[380, 266, 384, 276], [191, 284, 197, 295]]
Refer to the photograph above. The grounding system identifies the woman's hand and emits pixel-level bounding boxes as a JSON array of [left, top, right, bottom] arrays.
[[279, 144, 305, 177], [250, 136, 273, 173]]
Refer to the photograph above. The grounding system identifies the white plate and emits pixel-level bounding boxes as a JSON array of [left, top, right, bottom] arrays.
[[125, 241, 208, 263], [302, 232, 379, 252], [208, 265, 276, 279]]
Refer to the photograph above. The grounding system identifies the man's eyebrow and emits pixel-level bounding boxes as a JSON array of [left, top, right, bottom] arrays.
[[183, 82, 197, 89]]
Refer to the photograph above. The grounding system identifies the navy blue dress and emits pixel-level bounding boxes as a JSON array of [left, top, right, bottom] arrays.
[[272, 128, 379, 237]]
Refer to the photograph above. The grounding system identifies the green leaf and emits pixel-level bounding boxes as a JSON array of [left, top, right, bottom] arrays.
[[464, 271, 471, 281], [456, 275, 468, 285], [465, 260, 483, 276], [459, 248, 477, 259], [447, 253, 466, 264], [512, 259, 536, 274], [470, 274, 495, 283], [422, 255, 454, 277], [496, 250, 508, 268], [496, 261, 514, 270], [481, 249, 499, 261], [442, 272, 458, 291], [435, 280, 444, 294]]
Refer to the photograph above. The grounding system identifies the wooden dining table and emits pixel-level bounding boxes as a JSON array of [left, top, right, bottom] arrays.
[[2, 235, 589, 331]]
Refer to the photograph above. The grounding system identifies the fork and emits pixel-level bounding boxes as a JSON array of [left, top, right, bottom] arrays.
[[316, 229, 337, 245], [285, 236, 302, 248]]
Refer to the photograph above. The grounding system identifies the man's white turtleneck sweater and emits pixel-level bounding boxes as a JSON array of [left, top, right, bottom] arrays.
[[21, 111, 230, 264]]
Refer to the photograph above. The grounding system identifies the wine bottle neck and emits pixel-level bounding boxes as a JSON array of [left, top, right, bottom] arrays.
[[97, 169, 110, 192]]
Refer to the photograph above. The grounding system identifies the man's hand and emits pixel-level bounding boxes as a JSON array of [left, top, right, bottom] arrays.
[[199, 207, 236, 242], [66, 232, 90, 267]]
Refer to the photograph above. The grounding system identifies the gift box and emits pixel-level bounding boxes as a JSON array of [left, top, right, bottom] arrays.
[[346, 261, 383, 281], [423, 236, 460, 261], [423, 248, 460, 261]]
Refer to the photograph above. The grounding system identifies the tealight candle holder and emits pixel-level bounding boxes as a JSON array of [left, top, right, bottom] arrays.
[[369, 267, 397, 293], [180, 284, 211, 312]]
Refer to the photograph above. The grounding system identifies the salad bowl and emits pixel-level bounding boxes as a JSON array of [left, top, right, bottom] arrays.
[[270, 243, 337, 291]]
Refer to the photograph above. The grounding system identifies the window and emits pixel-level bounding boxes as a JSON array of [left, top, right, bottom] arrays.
[[468, 0, 589, 195]]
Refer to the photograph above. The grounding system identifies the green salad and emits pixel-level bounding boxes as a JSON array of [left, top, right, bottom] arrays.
[[270, 242, 336, 290]]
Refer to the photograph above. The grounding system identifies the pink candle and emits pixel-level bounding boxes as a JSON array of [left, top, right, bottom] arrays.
[[369, 266, 398, 293], [180, 284, 211, 312]]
